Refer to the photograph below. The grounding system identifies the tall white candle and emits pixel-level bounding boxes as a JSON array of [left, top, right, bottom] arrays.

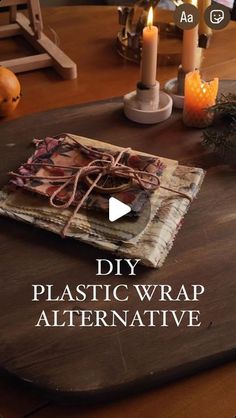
[[141, 7, 158, 87], [198, 0, 212, 35], [181, 0, 199, 73], [182, 25, 199, 73]]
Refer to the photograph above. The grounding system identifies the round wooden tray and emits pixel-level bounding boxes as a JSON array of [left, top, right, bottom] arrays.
[[0, 81, 235, 401]]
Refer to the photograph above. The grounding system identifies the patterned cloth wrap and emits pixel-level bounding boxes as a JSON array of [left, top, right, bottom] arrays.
[[0, 134, 206, 268], [10, 135, 165, 217]]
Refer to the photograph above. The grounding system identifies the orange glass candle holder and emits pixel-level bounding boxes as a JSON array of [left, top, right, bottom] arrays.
[[183, 70, 219, 128]]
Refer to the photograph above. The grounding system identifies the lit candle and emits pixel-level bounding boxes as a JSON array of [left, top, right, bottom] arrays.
[[183, 70, 219, 128], [141, 7, 158, 88], [182, 0, 199, 73]]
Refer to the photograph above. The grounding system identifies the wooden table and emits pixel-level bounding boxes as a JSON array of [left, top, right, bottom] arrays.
[[0, 6, 236, 418]]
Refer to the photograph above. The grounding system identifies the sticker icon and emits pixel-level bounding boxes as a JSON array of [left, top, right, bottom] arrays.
[[205, 3, 231, 30], [210, 9, 225, 24]]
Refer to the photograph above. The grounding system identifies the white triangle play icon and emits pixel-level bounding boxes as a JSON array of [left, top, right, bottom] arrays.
[[109, 197, 131, 222]]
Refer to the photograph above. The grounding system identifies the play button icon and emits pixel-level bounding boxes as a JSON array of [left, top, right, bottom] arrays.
[[85, 194, 152, 242], [109, 197, 131, 222]]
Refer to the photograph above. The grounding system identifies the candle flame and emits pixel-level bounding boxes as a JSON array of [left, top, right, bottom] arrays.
[[147, 7, 153, 28], [201, 82, 207, 94], [184, 0, 198, 6]]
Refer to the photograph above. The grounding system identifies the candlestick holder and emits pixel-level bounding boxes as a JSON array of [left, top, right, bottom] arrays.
[[124, 81, 173, 124], [164, 65, 189, 109], [164, 25, 212, 110]]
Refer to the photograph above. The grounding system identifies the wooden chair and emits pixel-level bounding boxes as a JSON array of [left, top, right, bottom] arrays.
[[0, 0, 77, 79]]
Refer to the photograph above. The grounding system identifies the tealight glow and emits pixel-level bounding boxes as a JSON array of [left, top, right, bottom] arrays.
[[183, 70, 219, 128]]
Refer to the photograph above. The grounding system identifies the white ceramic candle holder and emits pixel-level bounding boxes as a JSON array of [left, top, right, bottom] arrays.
[[164, 78, 184, 109], [164, 66, 189, 109], [124, 81, 173, 124]]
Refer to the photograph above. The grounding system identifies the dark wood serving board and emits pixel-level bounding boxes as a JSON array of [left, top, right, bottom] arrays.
[[0, 81, 235, 401]]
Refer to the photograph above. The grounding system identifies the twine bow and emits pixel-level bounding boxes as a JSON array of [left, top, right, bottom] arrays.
[[9, 137, 192, 237]]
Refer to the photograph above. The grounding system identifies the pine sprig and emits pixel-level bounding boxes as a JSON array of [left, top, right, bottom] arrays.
[[202, 93, 236, 162]]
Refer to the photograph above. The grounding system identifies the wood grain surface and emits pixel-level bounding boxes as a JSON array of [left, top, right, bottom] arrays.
[[0, 81, 235, 403], [0, 5, 236, 418]]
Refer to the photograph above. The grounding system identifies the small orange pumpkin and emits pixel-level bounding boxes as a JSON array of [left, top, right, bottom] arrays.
[[0, 67, 21, 117]]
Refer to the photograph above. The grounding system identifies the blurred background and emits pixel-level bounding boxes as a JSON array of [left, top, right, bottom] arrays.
[[39, 0, 174, 5], [39, 0, 234, 7]]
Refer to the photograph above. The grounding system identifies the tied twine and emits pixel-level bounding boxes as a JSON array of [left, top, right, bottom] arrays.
[[9, 136, 192, 237]]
